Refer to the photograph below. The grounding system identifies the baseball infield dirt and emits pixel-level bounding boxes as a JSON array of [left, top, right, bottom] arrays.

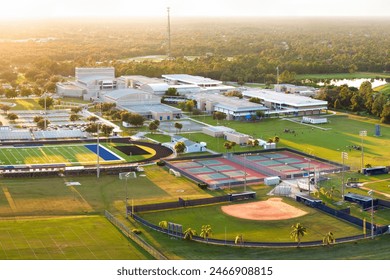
[[221, 197, 307, 221]]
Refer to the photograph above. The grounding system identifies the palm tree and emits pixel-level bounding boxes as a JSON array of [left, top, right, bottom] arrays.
[[200, 224, 212, 243], [234, 234, 244, 246], [290, 223, 307, 247], [159, 220, 168, 230], [183, 228, 197, 241], [322, 231, 335, 246], [326, 186, 340, 199]]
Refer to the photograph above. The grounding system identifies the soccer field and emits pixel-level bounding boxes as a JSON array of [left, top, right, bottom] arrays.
[[0, 144, 124, 166]]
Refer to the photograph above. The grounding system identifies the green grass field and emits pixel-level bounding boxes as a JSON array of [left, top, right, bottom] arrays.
[[0, 142, 156, 166], [0, 144, 124, 166], [139, 198, 363, 243], [191, 114, 390, 170], [0, 98, 42, 110], [0, 216, 152, 260]]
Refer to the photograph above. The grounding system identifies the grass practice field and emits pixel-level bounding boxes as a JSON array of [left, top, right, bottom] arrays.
[[0, 216, 152, 260]]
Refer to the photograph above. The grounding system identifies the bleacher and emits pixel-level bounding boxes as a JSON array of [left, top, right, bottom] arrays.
[[0, 130, 33, 141], [33, 129, 87, 139]]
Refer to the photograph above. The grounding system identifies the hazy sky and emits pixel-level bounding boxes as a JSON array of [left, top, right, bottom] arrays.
[[0, 0, 389, 19]]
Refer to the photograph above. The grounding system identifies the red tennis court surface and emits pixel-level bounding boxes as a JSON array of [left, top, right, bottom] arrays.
[[168, 149, 343, 188]]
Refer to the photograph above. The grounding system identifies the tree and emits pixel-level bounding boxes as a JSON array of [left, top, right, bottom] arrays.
[[33, 115, 44, 123], [174, 122, 183, 133], [69, 114, 80, 122], [183, 228, 197, 241], [199, 224, 212, 243], [380, 103, 390, 124], [185, 100, 195, 112], [159, 221, 168, 229], [279, 70, 296, 83], [7, 113, 18, 121], [120, 111, 132, 123], [252, 139, 259, 148], [322, 231, 335, 246], [87, 116, 99, 123], [256, 110, 265, 119], [174, 141, 186, 154], [325, 186, 340, 199], [100, 102, 116, 112], [0, 104, 11, 114], [36, 119, 50, 130], [273, 136, 280, 143], [85, 123, 98, 133], [290, 223, 307, 247], [71, 107, 82, 114], [234, 234, 244, 246], [148, 121, 158, 133], [100, 124, 114, 137], [213, 111, 227, 121], [128, 114, 145, 127], [223, 141, 232, 152], [5, 89, 17, 99], [372, 94, 387, 117], [165, 88, 179, 96], [38, 96, 54, 109]]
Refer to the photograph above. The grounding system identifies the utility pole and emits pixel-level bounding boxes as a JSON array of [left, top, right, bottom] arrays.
[[341, 152, 348, 198], [276, 66, 279, 85], [368, 189, 374, 239], [97, 122, 100, 179], [359, 130, 367, 171], [167, 7, 171, 58], [44, 93, 47, 130]]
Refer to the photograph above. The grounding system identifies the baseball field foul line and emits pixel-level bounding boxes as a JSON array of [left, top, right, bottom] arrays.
[[69, 186, 93, 212], [2, 187, 17, 212]]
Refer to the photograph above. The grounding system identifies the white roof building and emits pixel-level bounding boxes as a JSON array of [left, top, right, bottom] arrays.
[[242, 89, 327, 116]]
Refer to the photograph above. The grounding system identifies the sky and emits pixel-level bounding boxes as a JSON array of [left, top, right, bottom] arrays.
[[0, 0, 389, 19]]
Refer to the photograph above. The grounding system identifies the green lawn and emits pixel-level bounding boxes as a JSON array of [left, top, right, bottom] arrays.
[[296, 72, 390, 80], [0, 216, 152, 260], [375, 83, 390, 95], [1, 98, 41, 110], [191, 114, 390, 170], [139, 198, 362, 243]]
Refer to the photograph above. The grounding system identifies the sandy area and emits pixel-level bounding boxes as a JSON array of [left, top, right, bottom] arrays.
[[221, 197, 307, 221]]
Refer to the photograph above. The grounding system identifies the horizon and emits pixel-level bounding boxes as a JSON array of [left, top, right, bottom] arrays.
[[0, 0, 389, 19]]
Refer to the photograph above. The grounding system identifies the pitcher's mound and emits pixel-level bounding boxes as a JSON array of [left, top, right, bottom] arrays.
[[221, 197, 307, 221]]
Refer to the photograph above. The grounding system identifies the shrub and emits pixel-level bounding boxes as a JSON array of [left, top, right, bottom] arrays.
[[132, 229, 142, 235]]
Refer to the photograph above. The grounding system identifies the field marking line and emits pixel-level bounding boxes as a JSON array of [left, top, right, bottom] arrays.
[[0, 149, 13, 165], [6, 230, 22, 259], [41, 146, 64, 162], [5, 148, 20, 163], [0, 240, 9, 259], [12, 148, 28, 164], [45, 230, 67, 259], [2, 187, 17, 212], [68, 186, 93, 212], [27, 147, 47, 164], [20, 230, 38, 259], [80, 225, 113, 260], [69, 227, 98, 259]]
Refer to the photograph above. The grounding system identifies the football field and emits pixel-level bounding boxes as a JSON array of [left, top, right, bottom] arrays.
[[0, 144, 124, 166]]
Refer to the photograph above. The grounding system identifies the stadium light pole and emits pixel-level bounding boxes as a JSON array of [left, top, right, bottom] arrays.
[[341, 152, 348, 198], [359, 130, 367, 171], [96, 122, 100, 179], [368, 189, 374, 239], [304, 157, 311, 194]]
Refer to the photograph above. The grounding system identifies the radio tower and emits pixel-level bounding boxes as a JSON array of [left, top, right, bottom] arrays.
[[167, 7, 171, 58]]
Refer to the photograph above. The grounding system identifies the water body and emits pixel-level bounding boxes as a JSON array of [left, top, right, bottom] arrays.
[[318, 78, 387, 88]]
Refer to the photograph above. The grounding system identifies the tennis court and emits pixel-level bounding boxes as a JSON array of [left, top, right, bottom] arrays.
[[168, 149, 343, 188]]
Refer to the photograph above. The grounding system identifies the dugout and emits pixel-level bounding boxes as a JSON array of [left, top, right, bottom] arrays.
[[229, 191, 256, 201], [295, 194, 322, 207], [362, 166, 388, 176], [344, 192, 378, 210]]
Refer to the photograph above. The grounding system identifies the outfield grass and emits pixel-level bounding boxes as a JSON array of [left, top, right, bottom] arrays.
[[138, 225, 390, 260], [296, 72, 390, 80], [139, 198, 362, 243], [0, 216, 152, 260]]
